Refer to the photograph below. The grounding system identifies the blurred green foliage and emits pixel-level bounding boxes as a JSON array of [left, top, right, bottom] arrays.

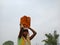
[[42, 30, 59, 45], [3, 41, 14, 45]]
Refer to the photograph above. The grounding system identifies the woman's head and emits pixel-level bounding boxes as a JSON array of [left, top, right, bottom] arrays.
[[18, 28, 29, 38], [23, 29, 29, 37]]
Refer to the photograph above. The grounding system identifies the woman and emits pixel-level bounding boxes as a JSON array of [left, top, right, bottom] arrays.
[[18, 24, 37, 45]]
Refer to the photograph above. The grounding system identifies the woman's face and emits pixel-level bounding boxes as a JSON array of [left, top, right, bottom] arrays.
[[22, 30, 28, 37]]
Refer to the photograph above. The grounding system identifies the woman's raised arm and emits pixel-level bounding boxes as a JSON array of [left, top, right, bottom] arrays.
[[29, 28, 37, 40]]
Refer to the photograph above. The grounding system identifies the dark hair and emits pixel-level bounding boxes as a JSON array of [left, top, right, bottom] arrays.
[[18, 28, 28, 38], [23, 29, 28, 32]]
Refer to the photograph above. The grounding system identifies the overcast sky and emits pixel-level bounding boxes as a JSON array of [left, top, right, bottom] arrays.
[[0, 0, 60, 45]]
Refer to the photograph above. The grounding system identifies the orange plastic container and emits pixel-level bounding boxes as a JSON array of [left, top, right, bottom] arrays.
[[20, 16, 31, 28]]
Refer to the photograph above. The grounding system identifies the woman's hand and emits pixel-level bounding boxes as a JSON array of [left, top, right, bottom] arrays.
[[20, 24, 24, 28]]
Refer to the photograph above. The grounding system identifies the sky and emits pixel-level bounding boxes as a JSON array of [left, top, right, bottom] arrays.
[[0, 0, 60, 45]]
